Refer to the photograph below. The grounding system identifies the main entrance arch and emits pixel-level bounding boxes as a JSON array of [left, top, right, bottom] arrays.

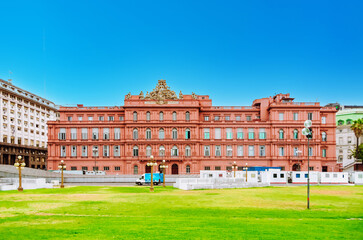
[[292, 163, 301, 171]]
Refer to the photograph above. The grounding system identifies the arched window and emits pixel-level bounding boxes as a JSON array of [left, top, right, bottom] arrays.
[[186, 165, 190, 174], [172, 128, 178, 140], [133, 128, 138, 140], [279, 129, 284, 139], [159, 128, 165, 140], [159, 145, 165, 157], [133, 165, 138, 174], [185, 128, 191, 139], [146, 128, 151, 140], [338, 120, 344, 126], [185, 111, 190, 121], [146, 111, 150, 121], [185, 145, 191, 157], [293, 129, 298, 139], [133, 146, 139, 156], [146, 145, 152, 157], [322, 132, 327, 141], [133, 111, 138, 121], [171, 145, 178, 156], [172, 111, 177, 121], [347, 119, 353, 125], [159, 111, 164, 121]]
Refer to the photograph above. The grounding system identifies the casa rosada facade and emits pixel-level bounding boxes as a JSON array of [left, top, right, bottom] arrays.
[[47, 80, 338, 175]]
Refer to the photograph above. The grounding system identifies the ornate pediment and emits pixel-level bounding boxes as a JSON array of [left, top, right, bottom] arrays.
[[141, 80, 180, 104]]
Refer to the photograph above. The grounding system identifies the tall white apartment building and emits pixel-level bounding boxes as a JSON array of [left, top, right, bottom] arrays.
[[0, 79, 58, 169]]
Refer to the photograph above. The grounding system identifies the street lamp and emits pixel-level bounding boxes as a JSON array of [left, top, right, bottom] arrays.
[[159, 159, 168, 187], [302, 120, 313, 209], [243, 163, 248, 182], [146, 155, 157, 192], [14, 156, 25, 192], [231, 161, 238, 178], [58, 160, 66, 188]]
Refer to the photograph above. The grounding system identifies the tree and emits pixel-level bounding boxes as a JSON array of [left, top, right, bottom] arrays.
[[350, 118, 363, 150], [351, 144, 363, 161]]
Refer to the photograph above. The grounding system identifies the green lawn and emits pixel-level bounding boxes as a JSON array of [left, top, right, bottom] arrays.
[[0, 185, 362, 239]]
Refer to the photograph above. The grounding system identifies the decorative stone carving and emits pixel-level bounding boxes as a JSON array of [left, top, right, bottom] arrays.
[[179, 91, 183, 99], [139, 91, 144, 99], [145, 91, 151, 100], [192, 92, 197, 99], [125, 92, 131, 99], [149, 80, 179, 104]]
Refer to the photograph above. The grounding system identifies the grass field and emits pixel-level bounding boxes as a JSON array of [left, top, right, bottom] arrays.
[[0, 185, 362, 240]]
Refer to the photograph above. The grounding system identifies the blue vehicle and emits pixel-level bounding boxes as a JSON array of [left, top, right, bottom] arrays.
[[136, 173, 164, 185]]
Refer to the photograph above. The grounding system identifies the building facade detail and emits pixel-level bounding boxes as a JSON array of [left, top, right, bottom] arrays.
[[47, 80, 338, 175], [0, 79, 58, 169]]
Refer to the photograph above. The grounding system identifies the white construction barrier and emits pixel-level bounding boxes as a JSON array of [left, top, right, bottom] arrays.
[[292, 171, 319, 184], [0, 178, 54, 191], [320, 172, 349, 184], [350, 172, 363, 184]]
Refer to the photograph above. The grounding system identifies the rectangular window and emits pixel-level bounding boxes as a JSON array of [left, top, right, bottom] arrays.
[[99, 116, 104, 121], [88, 116, 93, 121], [308, 113, 313, 120], [82, 146, 88, 157], [78, 116, 83, 121], [214, 116, 220, 121], [248, 145, 254, 156], [68, 116, 72, 121], [225, 116, 230, 121], [82, 166, 88, 171], [204, 146, 210, 156], [204, 128, 210, 139], [279, 113, 284, 121], [279, 147, 284, 156], [114, 128, 120, 140], [58, 128, 66, 140], [226, 128, 233, 139], [93, 146, 99, 156], [236, 116, 241, 121], [259, 128, 266, 139], [115, 166, 121, 171], [103, 145, 110, 157], [226, 145, 232, 156], [60, 146, 66, 157], [237, 128, 243, 139], [71, 128, 77, 140], [82, 128, 88, 140], [215, 145, 221, 156], [108, 116, 114, 121], [309, 147, 313, 156], [248, 128, 254, 139], [119, 116, 124, 121], [71, 146, 77, 157], [103, 128, 110, 140], [322, 149, 326, 157], [71, 166, 77, 170], [322, 116, 326, 124], [204, 166, 211, 170], [246, 115, 251, 121], [259, 145, 265, 156], [114, 145, 120, 157], [215, 166, 221, 170], [293, 113, 298, 121], [204, 116, 209, 121], [215, 128, 221, 139], [237, 145, 243, 156], [92, 128, 99, 140], [104, 166, 110, 171]]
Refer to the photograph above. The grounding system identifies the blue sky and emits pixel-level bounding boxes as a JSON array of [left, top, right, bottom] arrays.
[[0, 0, 362, 106]]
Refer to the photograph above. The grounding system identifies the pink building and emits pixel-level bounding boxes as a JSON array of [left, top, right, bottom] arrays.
[[47, 80, 338, 175]]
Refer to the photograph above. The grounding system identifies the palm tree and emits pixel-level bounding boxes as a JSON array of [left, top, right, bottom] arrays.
[[350, 118, 363, 152]]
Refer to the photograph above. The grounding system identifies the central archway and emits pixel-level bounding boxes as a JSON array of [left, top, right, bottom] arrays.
[[292, 163, 301, 171], [145, 165, 151, 173]]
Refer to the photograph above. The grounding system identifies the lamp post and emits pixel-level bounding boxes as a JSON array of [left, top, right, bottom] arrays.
[[302, 120, 313, 209], [14, 156, 25, 192], [232, 161, 238, 178], [243, 163, 248, 182], [159, 159, 168, 187], [58, 160, 66, 188], [93, 148, 97, 175], [146, 155, 157, 192]]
